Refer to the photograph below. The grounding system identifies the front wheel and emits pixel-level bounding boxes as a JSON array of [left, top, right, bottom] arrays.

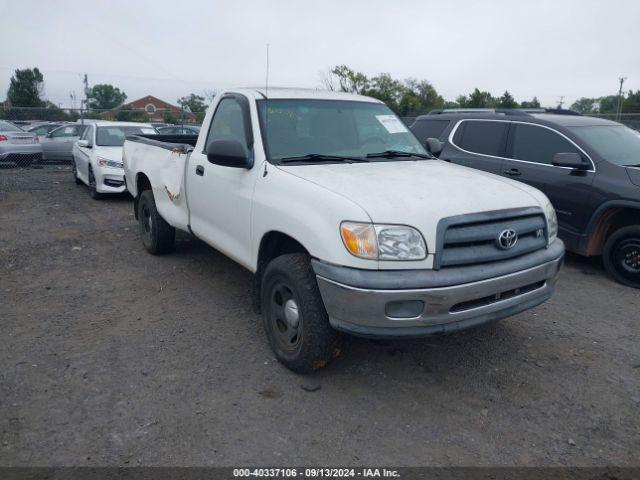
[[72, 160, 82, 185], [603, 225, 640, 288], [137, 190, 175, 255], [260, 253, 341, 373], [88, 166, 101, 199]]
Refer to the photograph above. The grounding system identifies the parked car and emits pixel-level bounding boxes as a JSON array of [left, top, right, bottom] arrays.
[[72, 121, 157, 198], [123, 88, 564, 372], [41, 124, 87, 162], [0, 120, 42, 167], [156, 125, 201, 135], [410, 108, 640, 288], [27, 122, 67, 142]]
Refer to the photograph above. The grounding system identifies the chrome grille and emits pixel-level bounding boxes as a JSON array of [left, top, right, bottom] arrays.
[[436, 209, 547, 268]]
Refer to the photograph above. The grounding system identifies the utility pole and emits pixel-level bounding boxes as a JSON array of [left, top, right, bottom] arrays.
[[557, 96, 565, 109], [616, 76, 627, 121], [81, 74, 90, 125]]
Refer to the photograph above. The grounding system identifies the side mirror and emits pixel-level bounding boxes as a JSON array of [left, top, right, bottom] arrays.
[[206, 140, 253, 169], [77, 139, 91, 148], [45, 132, 53, 138], [552, 152, 589, 169], [425, 137, 443, 156]]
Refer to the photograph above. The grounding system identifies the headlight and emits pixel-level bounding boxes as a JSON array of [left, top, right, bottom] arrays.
[[340, 222, 427, 260], [543, 201, 558, 243], [97, 157, 123, 169]]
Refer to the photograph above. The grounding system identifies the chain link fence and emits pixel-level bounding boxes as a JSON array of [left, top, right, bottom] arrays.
[[2, 107, 639, 170]]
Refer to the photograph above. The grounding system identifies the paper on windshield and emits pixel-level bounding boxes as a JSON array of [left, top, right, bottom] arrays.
[[141, 128, 156, 134], [375, 115, 409, 134]]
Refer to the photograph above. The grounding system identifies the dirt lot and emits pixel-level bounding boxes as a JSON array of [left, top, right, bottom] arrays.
[[1, 167, 639, 467]]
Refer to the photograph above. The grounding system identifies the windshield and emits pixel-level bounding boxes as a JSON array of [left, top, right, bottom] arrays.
[[0, 120, 24, 132], [96, 126, 156, 146], [569, 125, 640, 166], [257, 99, 426, 161]]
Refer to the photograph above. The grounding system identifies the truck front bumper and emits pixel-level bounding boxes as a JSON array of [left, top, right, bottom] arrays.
[[312, 239, 564, 338]]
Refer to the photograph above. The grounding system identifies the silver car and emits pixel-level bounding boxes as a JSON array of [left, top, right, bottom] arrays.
[[0, 120, 42, 167], [41, 124, 87, 162]]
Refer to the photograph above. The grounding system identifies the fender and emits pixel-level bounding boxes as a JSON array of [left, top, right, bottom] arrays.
[[582, 200, 640, 255]]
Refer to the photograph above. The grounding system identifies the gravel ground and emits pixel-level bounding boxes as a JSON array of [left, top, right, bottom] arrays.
[[1, 167, 639, 467]]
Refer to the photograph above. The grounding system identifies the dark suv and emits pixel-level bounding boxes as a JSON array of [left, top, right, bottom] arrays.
[[410, 108, 640, 288]]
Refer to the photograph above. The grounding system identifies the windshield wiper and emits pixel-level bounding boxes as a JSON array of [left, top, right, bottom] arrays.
[[365, 150, 434, 160], [623, 163, 640, 167], [277, 153, 369, 164]]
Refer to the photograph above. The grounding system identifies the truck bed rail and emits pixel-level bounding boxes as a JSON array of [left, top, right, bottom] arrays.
[[125, 134, 198, 153]]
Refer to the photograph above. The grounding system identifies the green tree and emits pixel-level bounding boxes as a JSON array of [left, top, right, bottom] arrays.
[[398, 78, 445, 116], [7, 67, 44, 107], [177, 93, 207, 114], [324, 65, 370, 94], [622, 90, 640, 113], [497, 91, 518, 108], [163, 111, 178, 124], [597, 95, 618, 114], [87, 84, 127, 110], [570, 97, 597, 114], [362, 73, 405, 112], [520, 97, 541, 108], [458, 88, 496, 108]]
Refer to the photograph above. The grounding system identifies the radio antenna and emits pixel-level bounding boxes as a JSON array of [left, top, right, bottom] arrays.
[[263, 43, 270, 177]]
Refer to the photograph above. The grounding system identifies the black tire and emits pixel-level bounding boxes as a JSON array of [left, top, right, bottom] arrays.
[[72, 160, 82, 185], [603, 225, 640, 289], [137, 190, 175, 255], [88, 166, 101, 199], [260, 253, 341, 373]]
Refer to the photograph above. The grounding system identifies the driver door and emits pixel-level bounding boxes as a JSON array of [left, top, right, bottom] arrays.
[[74, 125, 93, 182], [187, 94, 258, 269]]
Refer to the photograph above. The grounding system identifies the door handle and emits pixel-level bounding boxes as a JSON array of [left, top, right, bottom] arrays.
[[503, 168, 521, 176], [196, 165, 205, 176]]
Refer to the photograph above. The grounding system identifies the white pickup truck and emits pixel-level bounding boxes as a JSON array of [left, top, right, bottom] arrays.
[[123, 88, 564, 372]]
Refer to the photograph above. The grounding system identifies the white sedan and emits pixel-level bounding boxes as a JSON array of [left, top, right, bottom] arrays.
[[72, 121, 157, 198]]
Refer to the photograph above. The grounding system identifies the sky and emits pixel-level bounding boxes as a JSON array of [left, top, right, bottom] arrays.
[[1, 0, 639, 110]]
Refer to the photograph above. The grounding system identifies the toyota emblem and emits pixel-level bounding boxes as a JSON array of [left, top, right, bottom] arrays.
[[497, 229, 518, 250]]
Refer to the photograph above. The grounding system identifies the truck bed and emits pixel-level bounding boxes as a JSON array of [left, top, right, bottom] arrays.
[[123, 135, 197, 232], [126, 134, 199, 150]]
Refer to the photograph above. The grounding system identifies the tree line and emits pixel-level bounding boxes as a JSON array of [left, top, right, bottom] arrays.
[[3, 66, 640, 122], [323, 65, 640, 116], [0, 68, 208, 122]]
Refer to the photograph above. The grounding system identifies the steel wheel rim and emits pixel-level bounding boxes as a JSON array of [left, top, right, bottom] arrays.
[[141, 204, 153, 240], [269, 281, 302, 351], [615, 238, 640, 279]]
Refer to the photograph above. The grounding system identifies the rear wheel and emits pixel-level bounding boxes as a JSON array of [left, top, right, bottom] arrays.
[[137, 190, 175, 254], [603, 226, 640, 288], [260, 253, 341, 373]]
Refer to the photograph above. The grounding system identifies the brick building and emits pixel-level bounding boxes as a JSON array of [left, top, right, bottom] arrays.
[[107, 95, 195, 123]]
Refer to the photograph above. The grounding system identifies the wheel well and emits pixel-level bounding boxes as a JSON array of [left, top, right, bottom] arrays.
[[586, 207, 640, 256], [253, 232, 309, 313], [133, 173, 152, 220]]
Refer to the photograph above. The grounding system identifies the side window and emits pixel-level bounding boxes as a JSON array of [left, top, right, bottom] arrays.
[[455, 121, 508, 156], [81, 126, 94, 145], [52, 126, 78, 138], [410, 120, 450, 141], [205, 97, 247, 150], [33, 126, 50, 135], [510, 124, 580, 165]]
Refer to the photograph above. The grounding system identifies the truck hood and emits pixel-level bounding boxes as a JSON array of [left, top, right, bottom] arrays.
[[277, 160, 545, 252]]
